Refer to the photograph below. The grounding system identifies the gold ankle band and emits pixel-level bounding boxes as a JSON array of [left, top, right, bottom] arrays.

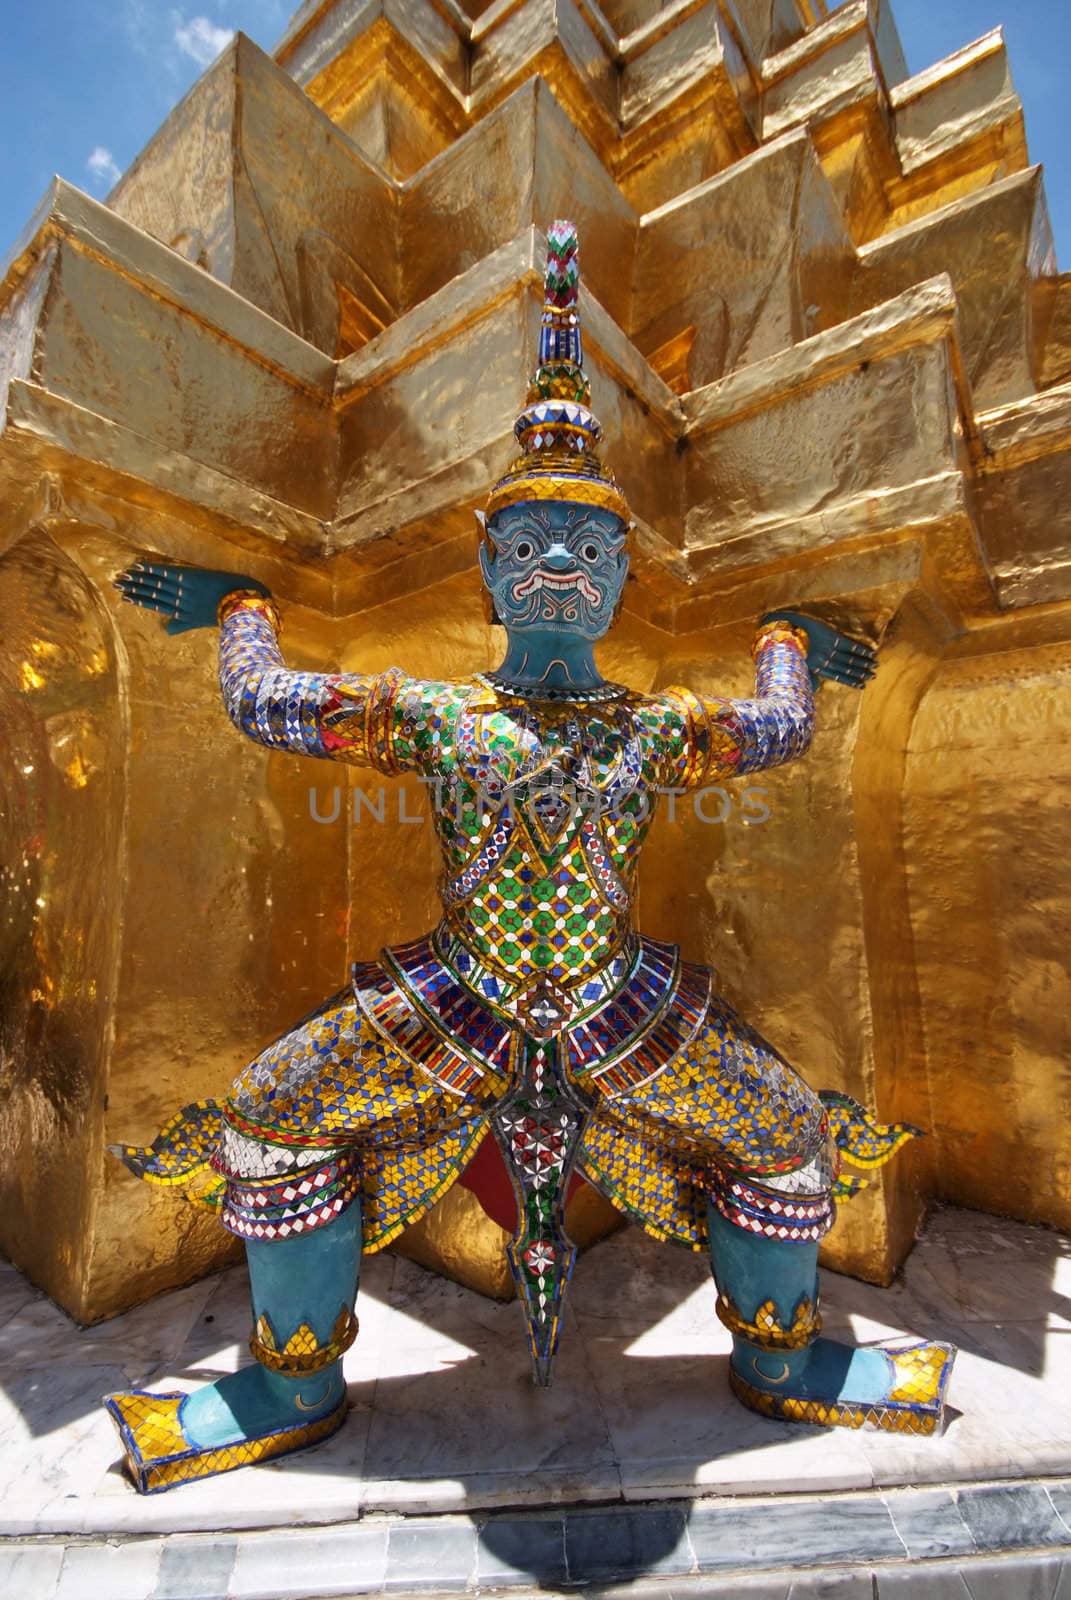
[[716, 1292, 821, 1350], [250, 1306, 359, 1375]]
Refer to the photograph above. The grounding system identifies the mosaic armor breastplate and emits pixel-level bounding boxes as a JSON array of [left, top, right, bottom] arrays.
[[429, 684, 650, 989], [217, 599, 815, 1006]]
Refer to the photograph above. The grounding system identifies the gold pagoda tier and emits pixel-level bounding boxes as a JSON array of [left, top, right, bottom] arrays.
[[1, 0, 1070, 1322]]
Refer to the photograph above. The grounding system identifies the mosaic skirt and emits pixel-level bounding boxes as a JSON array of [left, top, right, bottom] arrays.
[[115, 934, 906, 1251]]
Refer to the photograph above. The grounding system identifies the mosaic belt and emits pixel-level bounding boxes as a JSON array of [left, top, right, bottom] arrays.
[[352, 929, 711, 1108]]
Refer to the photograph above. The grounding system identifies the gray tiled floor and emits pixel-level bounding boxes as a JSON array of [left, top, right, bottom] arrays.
[[3, 1207, 1071, 1538], [1, 1206, 1071, 1596], [3, 1486, 1071, 1599]]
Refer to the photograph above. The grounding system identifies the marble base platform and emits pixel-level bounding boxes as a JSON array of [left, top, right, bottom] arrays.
[[1, 1205, 1071, 1597]]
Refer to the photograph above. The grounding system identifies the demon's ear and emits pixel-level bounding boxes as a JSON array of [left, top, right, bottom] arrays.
[[475, 511, 501, 626], [610, 556, 629, 628]]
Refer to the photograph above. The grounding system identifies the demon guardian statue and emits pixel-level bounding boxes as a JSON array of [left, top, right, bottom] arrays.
[[105, 224, 954, 1494]]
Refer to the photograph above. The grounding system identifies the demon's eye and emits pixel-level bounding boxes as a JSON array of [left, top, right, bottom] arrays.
[[581, 542, 600, 562], [515, 540, 535, 560]]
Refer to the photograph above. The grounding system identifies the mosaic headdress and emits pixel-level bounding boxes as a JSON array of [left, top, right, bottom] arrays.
[[484, 221, 630, 525]]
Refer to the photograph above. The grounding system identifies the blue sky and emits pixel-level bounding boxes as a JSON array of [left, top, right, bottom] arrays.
[[1, 0, 1068, 266]]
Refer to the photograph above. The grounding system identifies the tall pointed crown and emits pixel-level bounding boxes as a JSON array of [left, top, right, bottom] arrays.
[[485, 221, 630, 524]]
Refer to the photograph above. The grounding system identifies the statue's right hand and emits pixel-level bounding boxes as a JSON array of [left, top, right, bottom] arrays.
[[113, 562, 270, 634]]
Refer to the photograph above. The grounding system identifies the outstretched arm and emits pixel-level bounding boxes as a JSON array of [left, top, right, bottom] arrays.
[[714, 617, 816, 777], [654, 613, 876, 788], [115, 563, 407, 768], [216, 591, 404, 764]]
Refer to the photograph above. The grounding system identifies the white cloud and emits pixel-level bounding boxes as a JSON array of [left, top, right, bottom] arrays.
[[122, 0, 153, 56], [87, 147, 122, 189], [172, 14, 235, 67]]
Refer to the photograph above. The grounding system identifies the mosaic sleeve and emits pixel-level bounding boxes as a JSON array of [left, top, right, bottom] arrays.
[[652, 621, 815, 787], [217, 592, 412, 770]]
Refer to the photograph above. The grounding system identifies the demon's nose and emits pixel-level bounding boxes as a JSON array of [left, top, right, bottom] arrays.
[[543, 542, 574, 572]]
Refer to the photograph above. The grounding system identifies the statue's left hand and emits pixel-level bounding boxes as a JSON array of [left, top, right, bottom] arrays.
[[113, 562, 270, 635], [760, 608, 876, 690]]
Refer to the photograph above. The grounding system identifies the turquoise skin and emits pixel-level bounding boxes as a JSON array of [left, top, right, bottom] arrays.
[[759, 607, 875, 691], [115, 533, 875, 691], [478, 502, 629, 692], [706, 1202, 896, 1409], [112, 565, 269, 633], [180, 1198, 362, 1449]]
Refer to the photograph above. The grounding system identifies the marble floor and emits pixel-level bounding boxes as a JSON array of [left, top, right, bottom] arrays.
[[1, 1205, 1070, 1538]]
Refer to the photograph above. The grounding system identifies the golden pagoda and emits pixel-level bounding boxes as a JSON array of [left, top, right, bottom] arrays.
[[1, 0, 1069, 1324]]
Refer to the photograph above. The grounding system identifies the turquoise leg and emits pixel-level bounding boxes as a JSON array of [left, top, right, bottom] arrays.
[[105, 1198, 363, 1489], [181, 1198, 362, 1447], [707, 1201, 955, 1431]]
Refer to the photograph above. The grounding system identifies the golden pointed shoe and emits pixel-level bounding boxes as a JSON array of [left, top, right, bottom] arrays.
[[729, 1338, 957, 1436], [103, 1386, 348, 1494]]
